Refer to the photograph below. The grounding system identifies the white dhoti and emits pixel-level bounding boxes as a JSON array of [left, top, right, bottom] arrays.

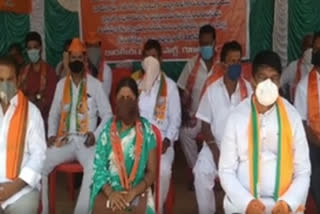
[[179, 120, 201, 169], [193, 143, 218, 214]]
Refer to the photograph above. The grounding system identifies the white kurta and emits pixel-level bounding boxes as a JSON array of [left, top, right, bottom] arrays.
[[193, 77, 252, 214], [177, 56, 213, 168], [219, 96, 311, 213], [138, 74, 181, 214], [294, 71, 320, 122], [0, 95, 47, 209]]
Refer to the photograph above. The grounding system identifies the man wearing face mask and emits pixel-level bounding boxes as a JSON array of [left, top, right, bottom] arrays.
[[41, 38, 112, 214], [0, 56, 46, 214], [194, 41, 252, 214], [219, 50, 311, 214], [136, 39, 181, 214], [177, 25, 219, 187], [19, 31, 58, 129], [85, 32, 113, 97], [281, 34, 313, 102], [294, 31, 320, 211]]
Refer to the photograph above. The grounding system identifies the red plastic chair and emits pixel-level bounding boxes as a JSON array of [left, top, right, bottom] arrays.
[[152, 125, 175, 214], [48, 161, 83, 214]]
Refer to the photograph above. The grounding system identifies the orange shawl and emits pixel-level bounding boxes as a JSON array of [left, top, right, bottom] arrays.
[[110, 118, 143, 190], [6, 91, 29, 179]]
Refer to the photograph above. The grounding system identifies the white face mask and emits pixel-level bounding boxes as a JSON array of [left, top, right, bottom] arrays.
[[255, 78, 279, 107]]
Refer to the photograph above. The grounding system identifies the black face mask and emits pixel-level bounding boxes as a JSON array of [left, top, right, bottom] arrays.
[[312, 51, 320, 66], [115, 98, 139, 125], [69, 60, 84, 74]]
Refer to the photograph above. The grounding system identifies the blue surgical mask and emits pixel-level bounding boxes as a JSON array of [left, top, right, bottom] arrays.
[[227, 64, 242, 81], [200, 45, 214, 60], [27, 49, 40, 63]]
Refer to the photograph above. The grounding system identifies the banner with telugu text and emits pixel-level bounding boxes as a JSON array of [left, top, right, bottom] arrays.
[[82, 0, 249, 62], [0, 0, 31, 14]]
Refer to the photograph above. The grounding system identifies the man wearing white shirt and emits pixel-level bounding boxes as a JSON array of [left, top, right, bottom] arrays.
[[136, 40, 181, 214], [281, 34, 313, 102], [41, 38, 112, 214], [0, 56, 46, 214], [177, 25, 216, 176], [294, 32, 320, 212], [220, 50, 311, 214], [194, 41, 252, 214]]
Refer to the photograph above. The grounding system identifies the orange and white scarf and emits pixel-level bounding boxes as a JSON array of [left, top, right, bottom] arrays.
[[6, 91, 29, 179], [57, 74, 89, 140], [307, 69, 320, 140]]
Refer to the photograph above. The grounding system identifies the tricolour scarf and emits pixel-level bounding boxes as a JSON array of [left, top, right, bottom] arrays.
[[57, 74, 88, 140], [248, 97, 293, 201]]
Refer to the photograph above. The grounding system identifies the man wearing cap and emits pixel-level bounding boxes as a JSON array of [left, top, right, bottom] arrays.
[[19, 32, 58, 128], [85, 32, 113, 97], [41, 38, 112, 214]]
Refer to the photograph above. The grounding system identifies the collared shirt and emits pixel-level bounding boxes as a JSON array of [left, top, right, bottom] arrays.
[[48, 74, 113, 140], [138, 74, 181, 143], [177, 55, 212, 114], [294, 71, 320, 121], [219, 96, 311, 213], [0, 95, 47, 209], [196, 77, 252, 146]]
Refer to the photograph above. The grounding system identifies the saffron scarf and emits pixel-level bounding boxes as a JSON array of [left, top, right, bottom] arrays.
[[200, 63, 224, 98], [248, 97, 293, 201], [307, 69, 320, 140], [57, 74, 89, 139], [19, 61, 47, 95], [6, 91, 28, 179], [185, 55, 216, 106], [110, 118, 144, 190]]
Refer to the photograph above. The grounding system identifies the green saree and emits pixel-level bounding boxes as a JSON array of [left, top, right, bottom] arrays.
[[90, 117, 156, 214]]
